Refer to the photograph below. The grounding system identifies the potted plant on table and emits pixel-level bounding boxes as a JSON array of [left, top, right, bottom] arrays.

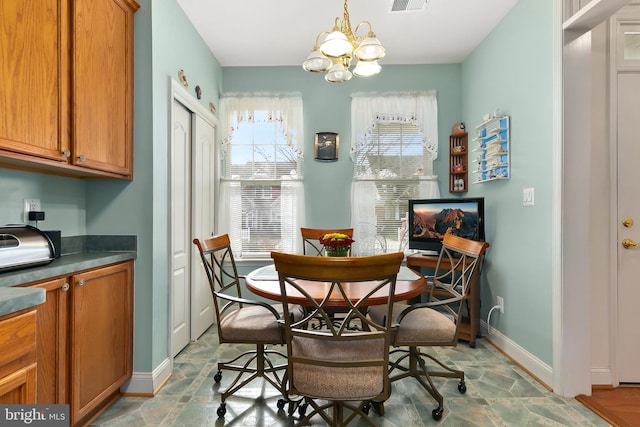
[[319, 233, 355, 257]]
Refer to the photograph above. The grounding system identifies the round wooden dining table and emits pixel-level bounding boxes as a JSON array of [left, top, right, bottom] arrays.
[[245, 264, 426, 308]]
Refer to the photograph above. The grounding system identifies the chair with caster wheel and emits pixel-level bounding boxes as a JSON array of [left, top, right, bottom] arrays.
[[193, 234, 303, 418], [271, 251, 403, 426], [368, 233, 489, 421]]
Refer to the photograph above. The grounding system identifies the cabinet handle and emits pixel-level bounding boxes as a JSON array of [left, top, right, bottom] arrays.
[[77, 279, 85, 287], [62, 149, 71, 158], [78, 154, 86, 162], [62, 283, 70, 291]]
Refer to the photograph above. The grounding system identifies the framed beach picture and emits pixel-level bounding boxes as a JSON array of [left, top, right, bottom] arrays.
[[314, 132, 339, 161]]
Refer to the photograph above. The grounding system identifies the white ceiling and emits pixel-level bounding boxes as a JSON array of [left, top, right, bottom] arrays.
[[176, 0, 520, 67]]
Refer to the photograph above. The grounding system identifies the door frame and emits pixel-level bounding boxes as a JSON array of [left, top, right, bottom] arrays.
[[168, 77, 218, 361]]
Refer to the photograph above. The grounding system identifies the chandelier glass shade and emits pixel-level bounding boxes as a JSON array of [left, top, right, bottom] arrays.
[[302, 0, 385, 83]]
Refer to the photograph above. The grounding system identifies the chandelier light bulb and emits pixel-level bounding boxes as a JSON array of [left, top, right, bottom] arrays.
[[325, 62, 353, 83], [303, 48, 332, 72], [353, 60, 381, 77], [320, 30, 353, 58], [354, 35, 385, 61]]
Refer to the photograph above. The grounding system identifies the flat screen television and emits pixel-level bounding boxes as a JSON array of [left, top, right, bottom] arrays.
[[408, 197, 485, 254]]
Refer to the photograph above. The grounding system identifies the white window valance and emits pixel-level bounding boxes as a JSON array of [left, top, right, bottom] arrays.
[[219, 93, 304, 160], [350, 91, 438, 160]]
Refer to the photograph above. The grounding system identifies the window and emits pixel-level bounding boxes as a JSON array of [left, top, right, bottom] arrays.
[[219, 95, 304, 258], [350, 93, 440, 255]]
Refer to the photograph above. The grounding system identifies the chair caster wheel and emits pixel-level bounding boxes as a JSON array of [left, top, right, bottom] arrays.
[[217, 403, 226, 418], [277, 398, 286, 410], [362, 403, 371, 415], [469, 341, 476, 348], [432, 407, 443, 421], [214, 371, 222, 383], [298, 402, 308, 417], [372, 401, 385, 416], [458, 381, 467, 394]]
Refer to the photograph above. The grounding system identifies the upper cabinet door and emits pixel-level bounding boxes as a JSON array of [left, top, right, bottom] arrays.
[[0, 0, 70, 162], [72, 0, 138, 179]]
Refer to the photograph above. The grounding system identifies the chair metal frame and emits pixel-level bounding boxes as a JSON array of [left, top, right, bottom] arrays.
[[384, 233, 489, 421], [193, 234, 289, 418], [301, 227, 354, 256], [272, 251, 404, 427]]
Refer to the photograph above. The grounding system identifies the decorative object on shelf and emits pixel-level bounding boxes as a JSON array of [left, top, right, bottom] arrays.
[[209, 102, 216, 114], [452, 122, 466, 135], [314, 132, 339, 161], [449, 131, 468, 193], [319, 233, 354, 257], [178, 69, 188, 87], [302, 0, 385, 83], [472, 115, 510, 184], [195, 85, 202, 99]]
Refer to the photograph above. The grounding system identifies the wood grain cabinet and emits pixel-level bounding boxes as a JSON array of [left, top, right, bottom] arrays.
[[0, 309, 37, 404], [24, 261, 133, 426], [0, 0, 139, 179]]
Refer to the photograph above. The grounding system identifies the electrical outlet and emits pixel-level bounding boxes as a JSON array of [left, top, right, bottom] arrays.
[[24, 198, 41, 222], [497, 296, 505, 314]]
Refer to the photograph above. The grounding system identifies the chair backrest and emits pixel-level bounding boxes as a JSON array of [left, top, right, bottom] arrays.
[[428, 233, 490, 323], [193, 234, 245, 329], [300, 227, 354, 256], [271, 251, 404, 402]]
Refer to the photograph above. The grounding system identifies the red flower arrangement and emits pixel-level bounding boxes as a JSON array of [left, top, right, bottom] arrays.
[[319, 233, 355, 257]]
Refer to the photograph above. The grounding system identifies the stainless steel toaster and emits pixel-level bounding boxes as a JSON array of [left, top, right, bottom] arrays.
[[0, 225, 55, 272]]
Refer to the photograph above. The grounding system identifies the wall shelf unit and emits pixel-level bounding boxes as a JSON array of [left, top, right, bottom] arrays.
[[472, 115, 510, 184], [449, 132, 468, 193]]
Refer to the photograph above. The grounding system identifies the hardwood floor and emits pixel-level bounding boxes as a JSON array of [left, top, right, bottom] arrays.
[[576, 386, 640, 427]]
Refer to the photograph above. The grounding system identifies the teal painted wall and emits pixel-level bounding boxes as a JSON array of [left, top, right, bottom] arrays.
[[462, 0, 554, 364], [0, 168, 86, 234], [222, 64, 462, 226]]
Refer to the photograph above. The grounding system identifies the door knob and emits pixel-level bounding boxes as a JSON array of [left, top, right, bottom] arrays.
[[622, 217, 634, 227], [622, 238, 639, 249]]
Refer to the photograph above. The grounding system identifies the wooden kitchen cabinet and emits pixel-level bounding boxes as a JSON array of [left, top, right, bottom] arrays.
[[0, 309, 37, 404], [25, 261, 133, 426], [0, 0, 139, 179]]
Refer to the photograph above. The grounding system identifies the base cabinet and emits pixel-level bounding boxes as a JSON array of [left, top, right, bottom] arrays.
[[0, 309, 37, 404], [25, 261, 133, 426]]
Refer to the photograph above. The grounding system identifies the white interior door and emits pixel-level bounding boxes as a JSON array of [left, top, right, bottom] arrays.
[[171, 100, 192, 357], [616, 19, 640, 383], [190, 115, 216, 340]]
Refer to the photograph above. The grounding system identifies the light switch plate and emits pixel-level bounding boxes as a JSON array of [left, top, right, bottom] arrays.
[[523, 188, 534, 207]]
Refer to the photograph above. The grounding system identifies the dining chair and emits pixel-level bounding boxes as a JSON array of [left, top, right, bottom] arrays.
[[300, 227, 354, 256], [271, 251, 404, 426], [300, 227, 355, 329], [193, 234, 303, 418], [368, 233, 490, 421]]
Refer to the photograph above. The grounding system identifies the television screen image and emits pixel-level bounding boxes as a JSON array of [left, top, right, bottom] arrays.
[[408, 197, 485, 253]]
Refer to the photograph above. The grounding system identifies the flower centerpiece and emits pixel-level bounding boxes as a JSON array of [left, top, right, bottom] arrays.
[[319, 233, 355, 257]]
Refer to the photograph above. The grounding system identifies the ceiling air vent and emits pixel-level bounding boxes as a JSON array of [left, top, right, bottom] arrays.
[[389, 0, 429, 13]]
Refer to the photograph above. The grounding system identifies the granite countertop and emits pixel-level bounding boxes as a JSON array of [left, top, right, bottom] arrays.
[[0, 235, 136, 317]]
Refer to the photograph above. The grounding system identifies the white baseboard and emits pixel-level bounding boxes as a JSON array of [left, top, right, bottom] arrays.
[[590, 367, 613, 385], [481, 321, 553, 389], [120, 357, 172, 395]]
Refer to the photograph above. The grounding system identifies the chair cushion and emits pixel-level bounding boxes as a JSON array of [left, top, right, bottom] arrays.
[[368, 303, 456, 345], [220, 303, 300, 344], [290, 336, 386, 400]]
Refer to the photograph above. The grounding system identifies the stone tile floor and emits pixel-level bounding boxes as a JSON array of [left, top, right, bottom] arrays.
[[90, 326, 609, 426]]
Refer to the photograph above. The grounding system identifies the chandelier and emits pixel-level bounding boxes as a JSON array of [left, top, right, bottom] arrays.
[[302, 0, 385, 83]]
